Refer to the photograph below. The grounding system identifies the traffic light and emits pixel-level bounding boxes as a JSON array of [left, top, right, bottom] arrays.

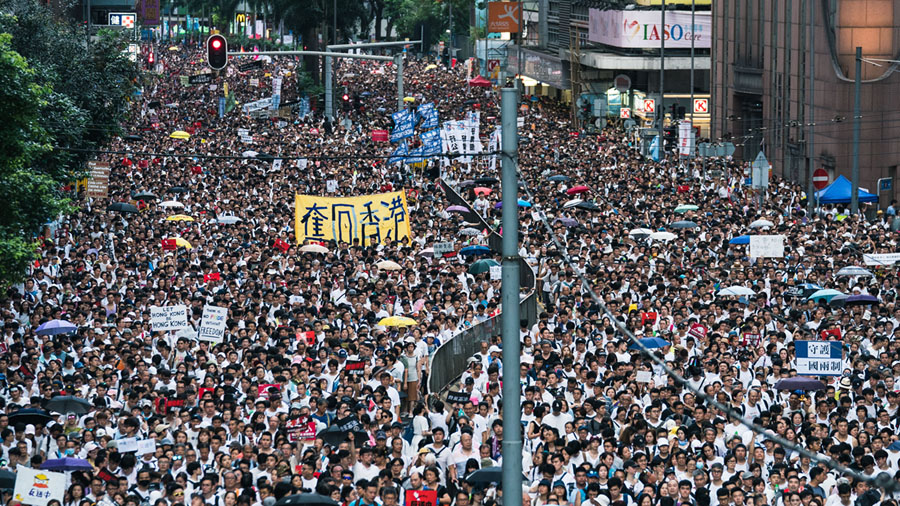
[[341, 92, 350, 111], [148, 51, 154, 65], [581, 100, 592, 120], [663, 127, 677, 152], [207, 34, 228, 71]]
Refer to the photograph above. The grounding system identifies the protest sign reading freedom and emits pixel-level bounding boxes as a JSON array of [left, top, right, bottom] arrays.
[[294, 191, 411, 245]]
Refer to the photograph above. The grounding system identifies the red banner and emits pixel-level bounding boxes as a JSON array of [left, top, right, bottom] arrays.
[[371, 130, 389, 142], [258, 384, 281, 399], [161, 239, 177, 251], [406, 490, 437, 506], [688, 323, 708, 340], [820, 328, 841, 340], [287, 415, 317, 442], [641, 312, 658, 325], [203, 272, 221, 282]]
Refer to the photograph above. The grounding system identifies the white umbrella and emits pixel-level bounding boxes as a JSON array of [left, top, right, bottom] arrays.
[[376, 260, 402, 271], [628, 228, 654, 237], [242, 150, 259, 158], [749, 219, 774, 229], [418, 247, 435, 256], [836, 265, 874, 277], [717, 286, 756, 296], [299, 244, 329, 254], [563, 199, 584, 209], [649, 231, 676, 242], [159, 201, 184, 208], [214, 216, 243, 224]]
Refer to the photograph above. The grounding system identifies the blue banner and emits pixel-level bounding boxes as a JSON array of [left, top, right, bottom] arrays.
[[388, 142, 408, 165], [405, 146, 424, 165], [390, 110, 415, 142], [417, 102, 439, 130], [420, 129, 442, 157], [298, 97, 310, 118], [218, 97, 225, 118]]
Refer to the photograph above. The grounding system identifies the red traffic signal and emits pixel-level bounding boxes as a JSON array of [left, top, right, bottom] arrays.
[[207, 34, 228, 71]]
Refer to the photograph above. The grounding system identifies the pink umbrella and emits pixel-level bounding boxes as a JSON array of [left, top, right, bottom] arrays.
[[566, 185, 590, 195], [474, 187, 492, 195]]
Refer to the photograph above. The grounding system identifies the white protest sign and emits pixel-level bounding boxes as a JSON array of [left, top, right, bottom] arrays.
[[249, 77, 259, 87], [272, 158, 283, 171], [490, 265, 502, 280], [635, 371, 653, 383], [241, 97, 272, 113], [14, 467, 65, 506], [434, 241, 455, 255], [198, 305, 228, 344], [136, 439, 156, 456], [749, 235, 785, 258], [117, 437, 139, 453], [326, 180, 338, 193], [150, 305, 189, 332], [863, 252, 900, 266]]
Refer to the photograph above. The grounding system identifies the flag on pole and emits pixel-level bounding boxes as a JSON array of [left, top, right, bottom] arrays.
[[649, 135, 661, 162]]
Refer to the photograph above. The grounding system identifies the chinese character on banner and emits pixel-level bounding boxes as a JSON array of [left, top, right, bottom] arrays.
[[405, 490, 437, 506]]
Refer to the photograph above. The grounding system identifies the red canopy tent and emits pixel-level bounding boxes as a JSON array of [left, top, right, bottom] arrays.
[[468, 75, 492, 88]]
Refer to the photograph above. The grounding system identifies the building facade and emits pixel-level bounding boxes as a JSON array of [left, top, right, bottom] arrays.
[[712, 0, 900, 200]]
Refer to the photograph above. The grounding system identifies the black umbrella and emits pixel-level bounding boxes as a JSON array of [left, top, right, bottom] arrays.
[[574, 201, 601, 212], [133, 191, 157, 201], [466, 466, 528, 484], [256, 153, 275, 161], [0, 469, 15, 489], [8, 408, 53, 426], [275, 494, 339, 506], [107, 202, 139, 214], [46, 395, 93, 415], [670, 220, 699, 229], [123, 134, 143, 142], [318, 424, 368, 448], [474, 177, 499, 185], [169, 186, 189, 194]]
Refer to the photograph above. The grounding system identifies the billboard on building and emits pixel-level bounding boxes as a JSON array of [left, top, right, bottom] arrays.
[[588, 9, 711, 49], [488, 2, 519, 33]]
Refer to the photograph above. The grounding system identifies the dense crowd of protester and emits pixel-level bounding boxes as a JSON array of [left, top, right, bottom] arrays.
[[2, 38, 900, 506]]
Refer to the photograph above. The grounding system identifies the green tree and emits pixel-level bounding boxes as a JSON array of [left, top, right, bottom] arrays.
[[0, 0, 137, 287], [0, 32, 66, 288]]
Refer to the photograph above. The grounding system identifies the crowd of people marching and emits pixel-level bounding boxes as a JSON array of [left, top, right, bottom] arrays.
[[2, 37, 900, 506]]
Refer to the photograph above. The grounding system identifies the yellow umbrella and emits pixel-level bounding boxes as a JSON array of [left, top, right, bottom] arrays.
[[403, 97, 416, 103], [169, 131, 191, 139], [168, 237, 192, 249], [424, 64, 438, 71], [166, 215, 194, 222], [378, 316, 418, 327], [168, 46, 180, 51]]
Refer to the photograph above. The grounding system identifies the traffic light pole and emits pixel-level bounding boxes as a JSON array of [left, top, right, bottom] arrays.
[[323, 41, 421, 121], [228, 51, 402, 120]]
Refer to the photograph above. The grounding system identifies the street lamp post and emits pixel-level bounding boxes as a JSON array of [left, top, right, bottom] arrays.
[[851, 46, 861, 215]]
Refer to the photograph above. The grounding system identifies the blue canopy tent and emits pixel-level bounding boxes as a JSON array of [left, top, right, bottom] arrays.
[[815, 175, 879, 204]]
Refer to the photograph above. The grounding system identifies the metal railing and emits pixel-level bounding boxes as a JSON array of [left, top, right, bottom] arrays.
[[427, 179, 538, 394]]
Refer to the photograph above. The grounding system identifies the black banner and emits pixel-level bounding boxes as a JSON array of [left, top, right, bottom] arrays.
[[189, 73, 213, 85], [334, 415, 361, 433], [446, 390, 469, 404], [238, 60, 263, 72]]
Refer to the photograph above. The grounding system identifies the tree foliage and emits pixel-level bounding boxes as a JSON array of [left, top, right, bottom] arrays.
[[0, 0, 137, 288]]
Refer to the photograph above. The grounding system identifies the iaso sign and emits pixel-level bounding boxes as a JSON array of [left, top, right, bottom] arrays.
[[488, 2, 519, 33]]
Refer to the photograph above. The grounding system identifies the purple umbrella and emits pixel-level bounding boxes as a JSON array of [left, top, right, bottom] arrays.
[[459, 180, 476, 187], [447, 205, 470, 213], [845, 294, 879, 306], [554, 217, 579, 227], [40, 457, 94, 471], [35, 319, 77, 336], [774, 377, 827, 391]]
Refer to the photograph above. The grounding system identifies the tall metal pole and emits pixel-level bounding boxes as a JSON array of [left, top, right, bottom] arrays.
[[325, 56, 333, 121], [499, 86, 522, 506], [396, 54, 404, 110], [807, 0, 816, 215], [658, 0, 666, 132], [689, 0, 695, 160], [851, 46, 861, 214], [449, 1, 453, 67], [333, 0, 337, 45]]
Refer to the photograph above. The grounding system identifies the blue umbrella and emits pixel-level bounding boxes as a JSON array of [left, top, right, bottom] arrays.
[[460, 245, 491, 257], [35, 319, 76, 336], [494, 199, 532, 209], [846, 294, 879, 306], [807, 289, 845, 302], [548, 175, 571, 182], [729, 235, 750, 245], [40, 458, 93, 471], [628, 337, 671, 350]]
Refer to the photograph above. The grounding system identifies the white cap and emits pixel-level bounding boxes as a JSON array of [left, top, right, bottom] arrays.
[[24, 424, 35, 435], [658, 437, 669, 446]]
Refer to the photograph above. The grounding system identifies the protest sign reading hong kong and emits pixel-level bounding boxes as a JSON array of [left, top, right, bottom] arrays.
[[294, 191, 411, 246]]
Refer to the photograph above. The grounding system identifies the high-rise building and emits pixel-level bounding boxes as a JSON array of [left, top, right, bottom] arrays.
[[712, 0, 900, 201]]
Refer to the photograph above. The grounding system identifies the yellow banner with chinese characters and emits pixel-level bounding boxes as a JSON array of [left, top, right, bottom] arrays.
[[294, 191, 412, 246]]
